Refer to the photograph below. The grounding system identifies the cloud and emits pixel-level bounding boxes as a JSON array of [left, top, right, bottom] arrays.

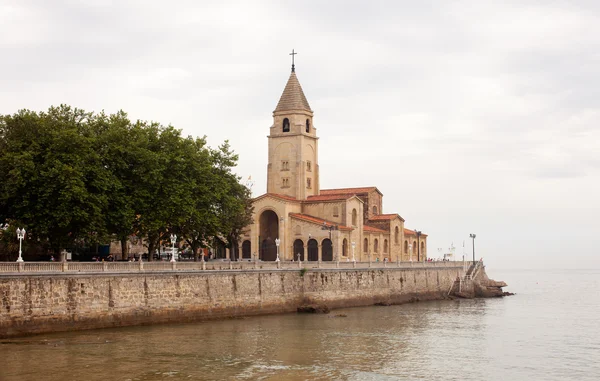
[[0, 0, 599, 266]]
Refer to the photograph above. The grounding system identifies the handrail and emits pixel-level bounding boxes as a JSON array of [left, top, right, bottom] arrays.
[[0, 260, 466, 274]]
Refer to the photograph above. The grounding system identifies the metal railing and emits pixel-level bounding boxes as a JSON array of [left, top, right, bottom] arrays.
[[0, 260, 468, 274]]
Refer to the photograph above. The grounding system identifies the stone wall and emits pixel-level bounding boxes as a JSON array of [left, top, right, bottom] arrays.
[[0, 266, 464, 338]]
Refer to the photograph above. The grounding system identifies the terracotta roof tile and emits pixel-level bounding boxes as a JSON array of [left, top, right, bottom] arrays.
[[254, 193, 299, 202], [289, 213, 352, 231], [320, 187, 379, 195], [363, 225, 388, 233], [274, 72, 312, 113], [369, 213, 404, 221], [404, 228, 428, 237]]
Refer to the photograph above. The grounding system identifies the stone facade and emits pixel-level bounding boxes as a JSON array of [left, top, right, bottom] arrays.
[[0, 266, 463, 338], [241, 68, 428, 263]]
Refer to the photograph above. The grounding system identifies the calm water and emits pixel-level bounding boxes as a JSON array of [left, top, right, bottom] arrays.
[[1, 268, 599, 381]]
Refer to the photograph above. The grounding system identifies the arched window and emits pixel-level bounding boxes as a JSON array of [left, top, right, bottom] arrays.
[[395, 226, 399, 244], [384, 239, 388, 253], [404, 240, 408, 254], [333, 206, 339, 217], [363, 238, 368, 253], [306, 119, 310, 133], [421, 242, 425, 256], [373, 205, 378, 215], [352, 209, 357, 226], [342, 238, 348, 257], [374, 239, 379, 253], [283, 118, 290, 132]]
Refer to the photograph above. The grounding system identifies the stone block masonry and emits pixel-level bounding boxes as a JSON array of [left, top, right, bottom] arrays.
[[0, 266, 464, 338]]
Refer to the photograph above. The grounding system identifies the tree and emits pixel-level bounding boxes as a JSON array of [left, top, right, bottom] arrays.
[[0, 106, 110, 261]]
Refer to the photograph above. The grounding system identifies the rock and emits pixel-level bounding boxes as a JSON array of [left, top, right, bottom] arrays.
[[297, 304, 330, 314], [374, 301, 391, 306], [503, 291, 515, 296]]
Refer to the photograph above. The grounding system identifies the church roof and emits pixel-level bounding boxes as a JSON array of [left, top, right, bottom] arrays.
[[370, 213, 405, 222], [320, 187, 383, 196], [253, 193, 299, 203], [363, 225, 388, 234], [305, 194, 350, 202], [289, 213, 353, 231], [274, 72, 312, 113], [404, 228, 428, 237]]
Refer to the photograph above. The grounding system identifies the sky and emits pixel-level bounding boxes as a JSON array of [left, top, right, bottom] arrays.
[[1, 0, 598, 269]]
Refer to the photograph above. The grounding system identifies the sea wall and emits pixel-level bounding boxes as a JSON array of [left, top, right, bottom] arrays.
[[0, 266, 464, 338]]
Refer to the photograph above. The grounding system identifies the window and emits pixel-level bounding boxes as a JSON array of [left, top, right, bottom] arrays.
[[306, 161, 311, 172], [374, 239, 379, 253], [333, 206, 339, 217], [404, 241, 408, 254], [281, 161, 289, 171], [395, 226, 399, 244], [384, 239, 388, 253], [364, 238, 368, 252], [306, 119, 310, 133], [352, 209, 357, 226], [283, 118, 290, 132], [282, 178, 290, 188], [372, 205, 378, 215], [307, 178, 312, 189]]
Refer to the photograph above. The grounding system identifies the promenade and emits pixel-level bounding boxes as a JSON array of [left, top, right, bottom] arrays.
[[0, 260, 469, 274]]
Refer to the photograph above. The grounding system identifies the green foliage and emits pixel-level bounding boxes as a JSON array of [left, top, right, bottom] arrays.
[[300, 268, 308, 277], [0, 105, 253, 260]]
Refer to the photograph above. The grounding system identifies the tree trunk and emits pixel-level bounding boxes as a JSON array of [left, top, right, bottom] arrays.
[[121, 237, 129, 261], [147, 241, 156, 262]]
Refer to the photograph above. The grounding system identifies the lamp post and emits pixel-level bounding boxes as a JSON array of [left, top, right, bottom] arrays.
[[16, 228, 25, 263], [169, 234, 177, 263], [275, 238, 281, 262], [469, 233, 476, 265], [409, 243, 413, 262], [351, 241, 356, 263]]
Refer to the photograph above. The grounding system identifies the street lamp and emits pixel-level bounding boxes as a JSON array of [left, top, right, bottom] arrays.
[[16, 228, 25, 263], [275, 238, 281, 262], [169, 234, 177, 263], [409, 243, 413, 262], [469, 233, 476, 264], [351, 241, 356, 263]]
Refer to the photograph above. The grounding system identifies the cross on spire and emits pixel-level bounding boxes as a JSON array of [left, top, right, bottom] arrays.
[[289, 49, 297, 72]]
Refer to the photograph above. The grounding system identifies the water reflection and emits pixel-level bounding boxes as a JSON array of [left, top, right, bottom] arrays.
[[0, 299, 490, 381], [3, 270, 600, 381]]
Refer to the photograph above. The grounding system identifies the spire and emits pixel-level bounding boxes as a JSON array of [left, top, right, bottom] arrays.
[[274, 71, 312, 113]]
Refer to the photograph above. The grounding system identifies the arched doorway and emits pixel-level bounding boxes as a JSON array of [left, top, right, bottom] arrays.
[[261, 238, 277, 261], [342, 238, 348, 258], [242, 240, 251, 259], [308, 239, 318, 261], [322, 238, 333, 261], [259, 210, 279, 261], [293, 239, 304, 261]]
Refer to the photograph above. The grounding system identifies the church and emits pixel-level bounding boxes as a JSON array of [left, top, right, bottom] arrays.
[[237, 64, 428, 263]]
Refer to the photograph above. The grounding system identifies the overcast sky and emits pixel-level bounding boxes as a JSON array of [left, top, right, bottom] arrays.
[[1, 0, 598, 269]]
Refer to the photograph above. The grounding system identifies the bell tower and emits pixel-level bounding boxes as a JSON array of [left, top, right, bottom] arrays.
[[266, 64, 319, 200]]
